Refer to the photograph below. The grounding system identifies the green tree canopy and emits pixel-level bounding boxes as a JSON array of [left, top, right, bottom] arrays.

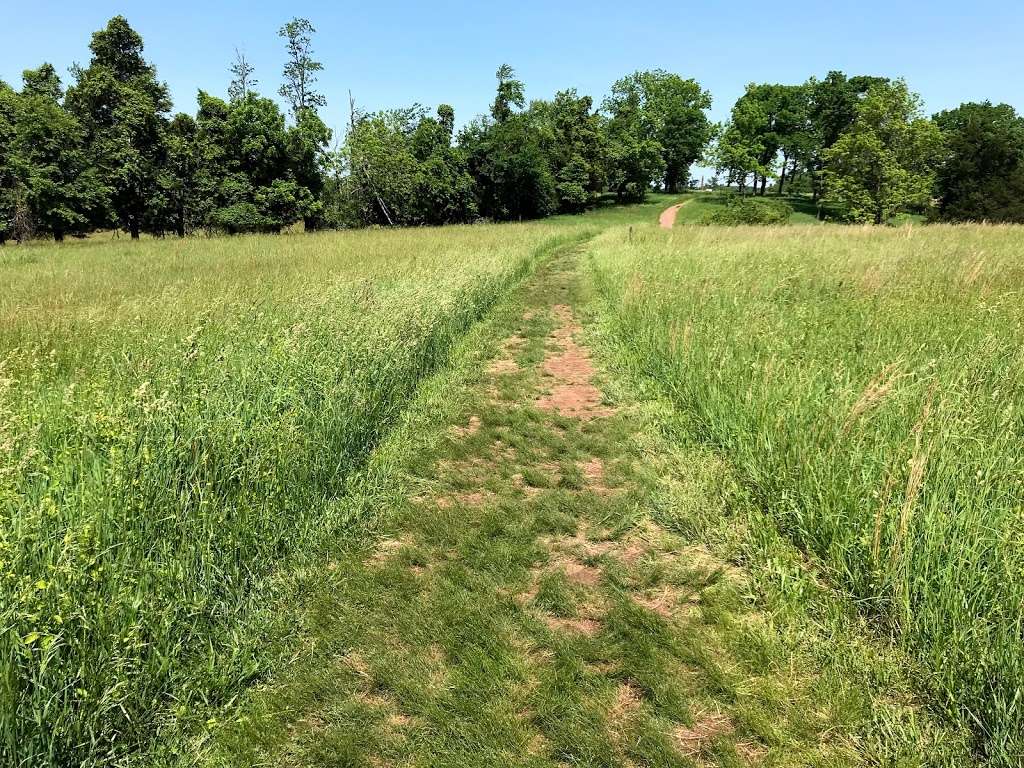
[[823, 80, 943, 223], [932, 101, 1024, 222], [278, 18, 325, 117], [4, 66, 101, 240], [605, 70, 712, 192], [65, 15, 171, 238]]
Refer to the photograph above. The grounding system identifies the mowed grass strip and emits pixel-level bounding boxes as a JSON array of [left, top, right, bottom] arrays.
[[585, 222, 1024, 765], [0, 222, 593, 766], [202, 249, 960, 768]]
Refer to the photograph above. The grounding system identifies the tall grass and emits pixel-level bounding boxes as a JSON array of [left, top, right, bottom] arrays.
[[586, 223, 1024, 766], [0, 223, 585, 766]]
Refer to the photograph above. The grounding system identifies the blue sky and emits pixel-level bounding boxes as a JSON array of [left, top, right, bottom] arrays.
[[3, 0, 1022, 151]]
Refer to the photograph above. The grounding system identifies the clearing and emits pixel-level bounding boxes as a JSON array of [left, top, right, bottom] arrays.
[[200, 228, 967, 767]]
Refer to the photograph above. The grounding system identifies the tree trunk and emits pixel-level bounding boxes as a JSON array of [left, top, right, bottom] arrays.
[[665, 168, 679, 194], [759, 175, 767, 196], [777, 152, 788, 196]]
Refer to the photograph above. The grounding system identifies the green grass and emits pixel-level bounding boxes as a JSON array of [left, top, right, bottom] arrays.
[[671, 191, 831, 225], [198, 244, 966, 768], [0, 220, 601, 766], [585, 222, 1024, 766], [0, 198, 1002, 767]]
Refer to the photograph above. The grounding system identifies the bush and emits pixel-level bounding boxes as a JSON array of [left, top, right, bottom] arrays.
[[704, 196, 792, 225]]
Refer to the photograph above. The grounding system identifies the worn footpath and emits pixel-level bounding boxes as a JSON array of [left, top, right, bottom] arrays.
[[202, 245, 900, 768]]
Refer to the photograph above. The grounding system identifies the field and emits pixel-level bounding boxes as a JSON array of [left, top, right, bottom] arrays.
[[0, 220, 597, 765], [2, 204, 1021, 767], [586, 223, 1024, 764]]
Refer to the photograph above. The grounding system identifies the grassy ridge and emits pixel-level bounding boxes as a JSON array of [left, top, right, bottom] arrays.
[[585, 223, 1024, 765], [0, 223, 588, 766]]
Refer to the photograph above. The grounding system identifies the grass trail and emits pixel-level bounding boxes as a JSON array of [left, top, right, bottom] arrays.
[[200, 243, 968, 767]]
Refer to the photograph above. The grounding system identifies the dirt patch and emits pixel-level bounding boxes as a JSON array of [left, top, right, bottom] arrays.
[[542, 551, 601, 586], [451, 415, 481, 438], [512, 473, 542, 498], [435, 490, 494, 509], [437, 457, 490, 482], [580, 458, 611, 492], [633, 586, 688, 619], [736, 740, 768, 764], [546, 525, 623, 560], [367, 537, 412, 565], [673, 711, 734, 757], [488, 358, 519, 374], [544, 615, 601, 636], [487, 335, 526, 375], [535, 305, 614, 420], [610, 680, 643, 721], [561, 559, 602, 587]]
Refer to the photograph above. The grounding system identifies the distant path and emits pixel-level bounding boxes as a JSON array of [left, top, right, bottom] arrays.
[[659, 199, 691, 229]]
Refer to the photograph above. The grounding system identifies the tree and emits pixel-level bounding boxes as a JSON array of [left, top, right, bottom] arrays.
[[228, 49, 257, 102], [287, 108, 332, 230], [194, 91, 315, 233], [531, 89, 607, 212], [491, 64, 525, 124], [707, 120, 765, 195], [65, 16, 171, 238], [342, 106, 420, 226], [21, 63, 63, 102], [805, 72, 888, 202], [461, 67, 557, 220], [152, 113, 202, 236], [278, 18, 325, 118], [605, 71, 712, 193], [602, 79, 664, 202], [932, 101, 1024, 222], [720, 83, 810, 196], [409, 105, 476, 224], [0, 81, 18, 243], [823, 80, 943, 224], [5, 65, 101, 241], [343, 104, 476, 227]]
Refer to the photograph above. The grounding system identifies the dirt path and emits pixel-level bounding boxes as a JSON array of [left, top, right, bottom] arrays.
[[658, 200, 690, 229], [207, 246, 869, 768]]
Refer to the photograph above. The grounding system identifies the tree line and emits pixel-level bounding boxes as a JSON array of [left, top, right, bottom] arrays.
[[2, 15, 1023, 243], [708, 74, 1024, 224]]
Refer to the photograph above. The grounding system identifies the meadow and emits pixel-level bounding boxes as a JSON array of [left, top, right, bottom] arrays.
[[0, 221, 593, 765], [3, 201, 1022, 767], [585, 223, 1024, 765]]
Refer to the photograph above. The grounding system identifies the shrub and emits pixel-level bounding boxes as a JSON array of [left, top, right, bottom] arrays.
[[704, 196, 792, 225]]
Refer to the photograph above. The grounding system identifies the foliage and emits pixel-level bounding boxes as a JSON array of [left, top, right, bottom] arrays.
[[65, 15, 171, 239], [601, 81, 664, 202], [605, 70, 712, 193], [342, 104, 476, 227], [932, 101, 1024, 222], [823, 81, 943, 223], [193, 91, 317, 233], [277, 18, 325, 117], [531, 89, 607, 212], [0, 69, 101, 242], [702, 195, 792, 225], [228, 48, 258, 102], [461, 66, 557, 221]]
